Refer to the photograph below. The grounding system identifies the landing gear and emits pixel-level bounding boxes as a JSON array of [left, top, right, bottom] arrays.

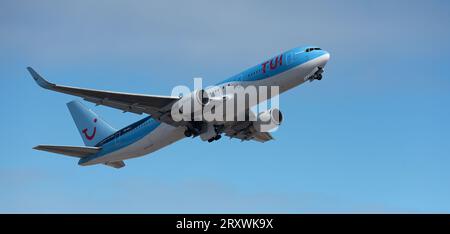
[[184, 128, 201, 137], [309, 67, 324, 81], [314, 67, 324, 80], [184, 122, 202, 138], [187, 123, 224, 142], [207, 134, 222, 143], [184, 130, 193, 137]]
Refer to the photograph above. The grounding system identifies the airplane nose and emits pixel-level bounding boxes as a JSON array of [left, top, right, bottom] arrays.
[[318, 51, 330, 68]]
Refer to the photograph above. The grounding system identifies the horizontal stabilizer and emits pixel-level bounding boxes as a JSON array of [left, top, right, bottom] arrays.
[[33, 145, 101, 158]]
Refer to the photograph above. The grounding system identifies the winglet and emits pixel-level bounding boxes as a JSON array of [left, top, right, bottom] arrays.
[[26, 67, 55, 89]]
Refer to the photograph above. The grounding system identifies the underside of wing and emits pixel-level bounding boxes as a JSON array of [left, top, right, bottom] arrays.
[[27, 67, 180, 123], [223, 121, 274, 143], [250, 132, 274, 142], [225, 131, 274, 143]]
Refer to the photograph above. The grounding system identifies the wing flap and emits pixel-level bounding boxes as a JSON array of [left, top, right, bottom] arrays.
[[223, 122, 274, 143], [251, 132, 274, 142], [33, 145, 101, 158]]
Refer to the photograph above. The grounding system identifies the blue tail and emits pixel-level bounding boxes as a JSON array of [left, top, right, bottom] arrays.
[[66, 101, 116, 147]]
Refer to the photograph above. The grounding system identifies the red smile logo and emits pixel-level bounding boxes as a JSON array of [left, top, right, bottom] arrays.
[[82, 118, 97, 141]]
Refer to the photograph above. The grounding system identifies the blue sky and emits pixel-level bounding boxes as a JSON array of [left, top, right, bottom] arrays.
[[1, 0, 450, 213]]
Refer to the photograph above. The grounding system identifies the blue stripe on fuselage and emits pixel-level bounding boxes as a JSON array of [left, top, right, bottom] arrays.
[[78, 116, 161, 165]]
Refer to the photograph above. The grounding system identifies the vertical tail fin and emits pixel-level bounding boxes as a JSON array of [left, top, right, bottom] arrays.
[[67, 101, 116, 147]]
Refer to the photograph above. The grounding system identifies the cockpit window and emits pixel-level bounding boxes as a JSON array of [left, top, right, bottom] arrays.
[[305, 47, 321, 52]]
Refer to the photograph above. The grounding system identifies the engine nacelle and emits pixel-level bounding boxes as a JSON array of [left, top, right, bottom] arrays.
[[252, 108, 283, 132], [172, 89, 210, 121], [195, 89, 210, 106]]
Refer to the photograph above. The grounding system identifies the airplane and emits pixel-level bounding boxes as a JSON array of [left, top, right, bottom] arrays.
[[28, 46, 330, 168]]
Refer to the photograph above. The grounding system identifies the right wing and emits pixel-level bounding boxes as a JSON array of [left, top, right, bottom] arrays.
[[222, 121, 274, 143], [27, 67, 181, 125], [224, 130, 274, 142]]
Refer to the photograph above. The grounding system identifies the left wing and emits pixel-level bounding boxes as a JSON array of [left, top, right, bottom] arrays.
[[27, 67, 181, 125]]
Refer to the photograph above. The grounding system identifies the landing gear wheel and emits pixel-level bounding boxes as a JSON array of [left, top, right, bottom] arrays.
[[184, 130, 192, 137], [214, 135, 222, 140], [208, 138, 214, 143], [316, 74, 322, 80]]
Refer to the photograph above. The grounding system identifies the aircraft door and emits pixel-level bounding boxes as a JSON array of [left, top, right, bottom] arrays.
[[285, 52, 294, 66]]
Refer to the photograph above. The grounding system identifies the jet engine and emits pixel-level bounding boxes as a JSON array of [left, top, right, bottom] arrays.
[[172, 89, 210, 121], [252, 108, 283, 132]]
